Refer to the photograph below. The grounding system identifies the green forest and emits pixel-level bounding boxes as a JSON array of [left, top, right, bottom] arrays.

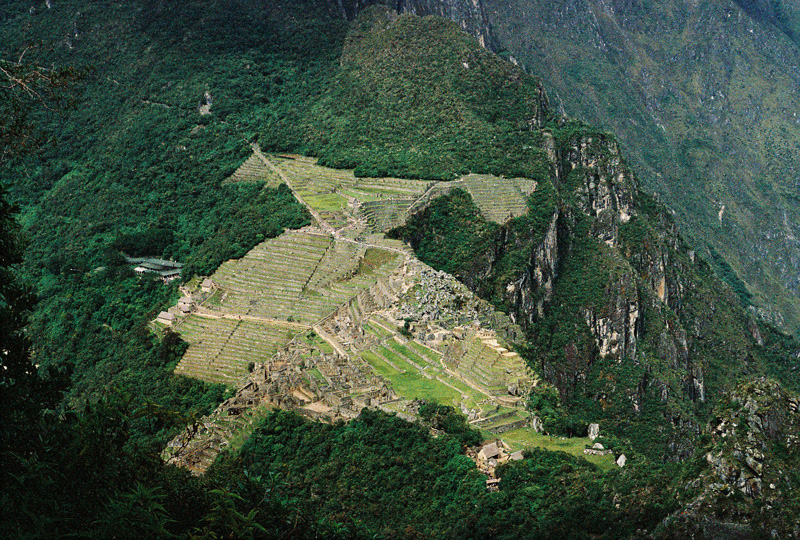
[[2, 0, 800, 538]]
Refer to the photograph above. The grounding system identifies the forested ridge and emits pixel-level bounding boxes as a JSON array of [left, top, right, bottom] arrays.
[[2, 1, 800, 538]]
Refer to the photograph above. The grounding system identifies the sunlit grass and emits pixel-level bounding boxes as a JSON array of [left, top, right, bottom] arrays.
[[361, 350, 464, 407], [500, 427, 616, 471]]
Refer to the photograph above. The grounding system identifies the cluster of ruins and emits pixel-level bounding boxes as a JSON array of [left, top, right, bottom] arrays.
[[468, 440, 525, 490], [161, 153, 545, 475]]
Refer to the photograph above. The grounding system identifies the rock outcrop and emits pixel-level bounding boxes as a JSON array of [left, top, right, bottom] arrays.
[[660, 378, 800, 538], [395, 0, 496, 50]]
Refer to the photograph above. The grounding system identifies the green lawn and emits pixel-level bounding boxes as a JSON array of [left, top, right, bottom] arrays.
[[361, 350, 464, 407], [363, 321, 394, 339], [376, 345, 416, 371], [499, 427, 617, 471], [204, 288, 224, 307], [386, 340, 428, 366], [305, 368, 325, 382], [305, 332, 334, 354], [408, 340, 443, 362], [303, 192, 349, 212], [384, 339, 487, 408]]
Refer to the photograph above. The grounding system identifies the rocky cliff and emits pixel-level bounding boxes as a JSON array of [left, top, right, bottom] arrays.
[[660, 378, 800, 538], [395, 0, 497, 49], [397, 108, 800, 458], [415, 0, 800, 339]]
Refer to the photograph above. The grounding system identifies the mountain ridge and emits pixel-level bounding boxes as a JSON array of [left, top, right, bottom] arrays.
[[417, 0, 800, 336], [3, 1, 800, 537]]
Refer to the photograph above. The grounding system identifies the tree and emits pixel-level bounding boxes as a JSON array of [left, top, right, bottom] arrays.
[[0, 55, 81, 163], [0, 56, 76, 536]]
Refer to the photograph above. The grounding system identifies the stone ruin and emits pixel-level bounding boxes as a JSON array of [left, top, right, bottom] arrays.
[[467, 440, 524, 490], [164, 332, 402, 474], [164, 252, 535, 474]]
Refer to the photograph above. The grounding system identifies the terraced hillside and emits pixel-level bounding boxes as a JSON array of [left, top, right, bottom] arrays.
[[164, 155, 549, 467], [270, 155, 430, 231], [267, 154, 537, 230], [172, 229, 404, 384], [165, 154, 547, 385], [459, 174, 532, 223], [223, 153, 283, 186], [174, 317, 299, 384], [356, 315, 532, 426], [446, 329, 531, 398], [166, 251, 542, 473], [358, 316, 487, 410]]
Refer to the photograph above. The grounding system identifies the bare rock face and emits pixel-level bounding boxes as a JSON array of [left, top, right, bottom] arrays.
[[588, 423, 600, 440], [583, 272, 640, 360], [396, 0, 497, 50], [505, 209, 562, 325], [557, 135, 636, 248], [661, 378, 800, 537]]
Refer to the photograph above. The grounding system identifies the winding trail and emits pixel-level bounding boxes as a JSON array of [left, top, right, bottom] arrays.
[[251, 144, 335, 234], [192, 306, 312, 331]]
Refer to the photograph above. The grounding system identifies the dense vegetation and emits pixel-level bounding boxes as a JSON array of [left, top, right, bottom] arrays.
[[0, 0, 325, 418], [213, 408, 685, 540], [483, 0, 800, 335], [393, 115, 800, 469], [390, 180, 556, 312], [3, 0, 800, 537], [310, 6, 553, 180]]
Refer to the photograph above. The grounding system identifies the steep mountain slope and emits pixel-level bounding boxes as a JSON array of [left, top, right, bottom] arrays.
[[315, 4, 795, 460], [4, 1, 800, 537], [310, 5, 550, 180], [485, 0, 800, 335], [419, 0, 800, 336]]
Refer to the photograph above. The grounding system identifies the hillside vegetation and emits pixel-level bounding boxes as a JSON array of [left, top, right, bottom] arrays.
[[310, 7, 551, 180], [2, 1, 800, 538], [480, 0, 800, 335], [0, 0, 326, 425]]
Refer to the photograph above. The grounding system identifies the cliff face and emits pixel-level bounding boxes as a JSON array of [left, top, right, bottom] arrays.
[[395, 0, 497, 49], [512, 131, 707, 407], [418, 0, 800, 337], [397, 110, 796, 457]]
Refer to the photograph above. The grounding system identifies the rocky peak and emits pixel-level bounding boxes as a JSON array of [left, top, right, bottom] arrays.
[[395, 0, 496, 49]]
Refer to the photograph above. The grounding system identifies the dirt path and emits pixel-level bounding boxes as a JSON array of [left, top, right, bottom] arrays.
[[312, 324, 350, 358], [193, 306, 311, 331], [251, 145, 336, 234]]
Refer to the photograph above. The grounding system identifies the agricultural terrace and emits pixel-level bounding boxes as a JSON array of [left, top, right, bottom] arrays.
[[167, 154, 576, 460], [447, 330, 532, 396], [357, 312, 534, 434], [174, 228, 404, 385], [224, 153, 283, 186], [359, 319, 486, 411], [458, 174, 534, 224], [270, 155, 429, 231], [174, 316, 296, 384]]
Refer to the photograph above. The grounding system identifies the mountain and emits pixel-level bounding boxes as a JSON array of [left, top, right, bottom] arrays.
[[314, 3, 798, 459], [414, 0, 800, 336], [2, 0, 800, 538]]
